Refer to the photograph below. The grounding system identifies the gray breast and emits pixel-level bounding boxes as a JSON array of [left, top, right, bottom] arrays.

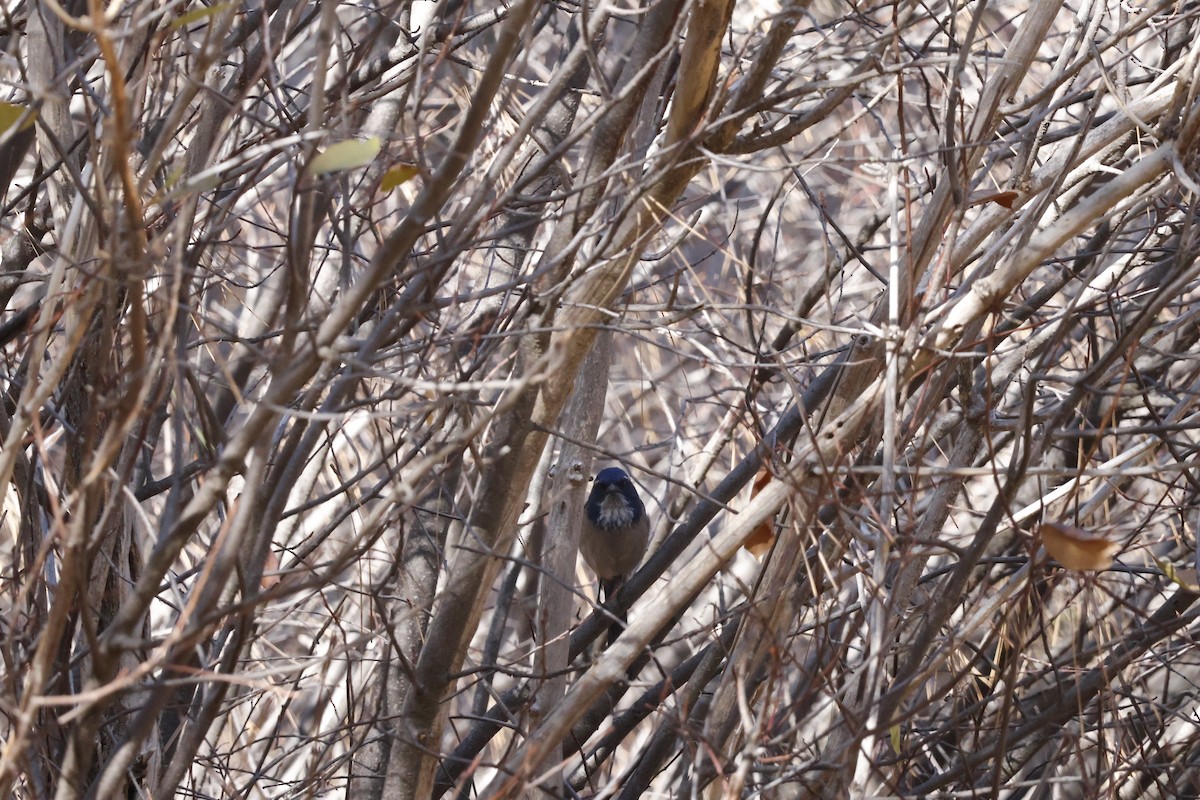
[[596, 493, 636, 529]]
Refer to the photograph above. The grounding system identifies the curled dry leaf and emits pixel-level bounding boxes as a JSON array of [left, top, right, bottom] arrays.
[[1038, 521, 1121, 571], [744, 468, 775, 558], [967, 189, 1019, 209]]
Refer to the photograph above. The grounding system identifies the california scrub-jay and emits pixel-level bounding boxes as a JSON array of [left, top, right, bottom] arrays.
[[580, 467, 650, 618]]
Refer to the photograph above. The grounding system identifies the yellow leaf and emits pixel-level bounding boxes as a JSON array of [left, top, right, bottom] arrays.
[[162, 164, 186, 190], [170, 2, 237, 30], [0, 102, 37, 134], [310, 137, 381, 175], [381, 163, 419, 191], [183, 173, 222, 194], [889, 724, 902, 754], [1038, 522, 1120, 571], [1155, 558, 1200, 591]]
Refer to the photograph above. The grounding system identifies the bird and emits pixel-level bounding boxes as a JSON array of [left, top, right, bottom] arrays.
[[580, 466, 650, 640]]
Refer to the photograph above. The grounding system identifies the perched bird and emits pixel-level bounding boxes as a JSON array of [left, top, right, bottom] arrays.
[[580, 467, 651, 627]]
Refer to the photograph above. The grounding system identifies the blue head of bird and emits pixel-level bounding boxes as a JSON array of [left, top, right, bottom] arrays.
[[585, 467, 646, 530]]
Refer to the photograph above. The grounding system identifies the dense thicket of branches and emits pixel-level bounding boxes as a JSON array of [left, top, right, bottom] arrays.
[[2, 0, 1200, 797]]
